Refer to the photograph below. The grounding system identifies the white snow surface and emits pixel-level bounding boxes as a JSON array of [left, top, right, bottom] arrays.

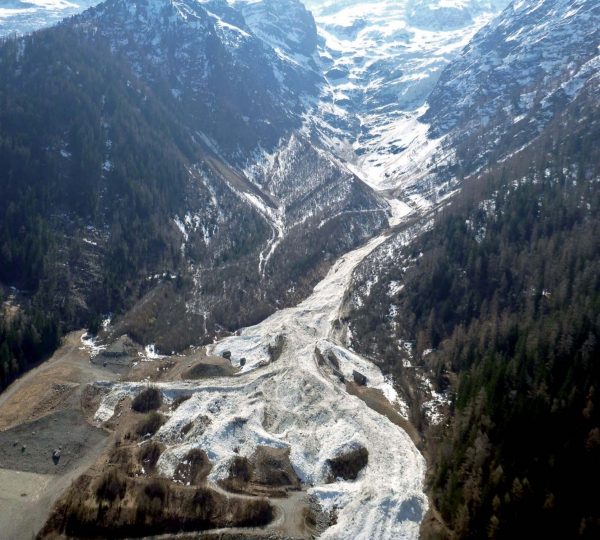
[[0, 0, 100, 36], [143, 344, 166, 360], [304, 0, 509, 191], [94, 230, 427, 539], [79, 330, 106, 358]]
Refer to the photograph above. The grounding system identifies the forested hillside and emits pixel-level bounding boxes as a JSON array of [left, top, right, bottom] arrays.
[[348, 80, 600, 538], [0, 0, 388, 391], [0, 26, 193, 388]]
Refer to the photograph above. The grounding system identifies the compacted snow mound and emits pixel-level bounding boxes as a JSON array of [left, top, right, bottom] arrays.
[[94, 227, 427, 539]]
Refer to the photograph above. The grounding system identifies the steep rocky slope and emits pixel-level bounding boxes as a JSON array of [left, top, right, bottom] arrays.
[[344, 3, 600, 536], [0, 0, 390, 366], [303, 0, 509, 193], [0, 0, 101, 36], [393, 0, 600, 198], [2, 1, 600, 539]]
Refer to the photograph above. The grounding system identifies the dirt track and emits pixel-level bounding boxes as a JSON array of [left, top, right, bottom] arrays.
[[0, 332, 116, 429]]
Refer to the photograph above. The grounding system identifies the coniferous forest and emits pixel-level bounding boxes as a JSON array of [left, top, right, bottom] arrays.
[[0, 16, 388, 390], [1, 1, 599, 539], [0, 28, 191, 389], [349, 84, 600, 538]]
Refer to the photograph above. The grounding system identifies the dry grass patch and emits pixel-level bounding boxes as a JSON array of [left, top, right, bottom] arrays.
[[220, 446, 301, 496], [135, 412, 165, 439], [174, 448, 212, 485], [40, 470, 274, 538], [107, 445, 139, 476], [139, 441, 164, 473]]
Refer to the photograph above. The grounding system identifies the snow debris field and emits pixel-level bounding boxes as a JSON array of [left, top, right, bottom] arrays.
[[93, 224, 427, 539]]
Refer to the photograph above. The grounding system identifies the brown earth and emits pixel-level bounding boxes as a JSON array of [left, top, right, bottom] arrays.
[[0, 331, 314, 539], [40, 385, 314, 540], [0, 331, 118, 540], [0, 329, 429, 539], [345, 380, 422, 446], [220, 446, 302, 498]]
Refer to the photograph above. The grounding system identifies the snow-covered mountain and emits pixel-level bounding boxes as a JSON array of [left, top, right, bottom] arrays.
[[0, 0, 101, 36], [303, 0, 510, 194], [387, 0, 600, 199], [75, 0, 316, 158], [0, 0, 392, 350], [423, 0, 600, 165], [344, 0, 600, 447], [426, 0, 600, 138], [4, 0, 599, 363]]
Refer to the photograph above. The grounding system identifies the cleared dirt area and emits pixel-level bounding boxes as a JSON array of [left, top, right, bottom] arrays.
[[0, 332, 117, 429], [0, 408, 105, 474], [0, 327, 358, 539], [0, 331, 116, 540], [124, 347, 238, 383], [0, 468, 54, 539]]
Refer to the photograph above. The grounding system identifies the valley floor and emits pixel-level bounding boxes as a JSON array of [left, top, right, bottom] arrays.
[[89, 199, 427, 539], [0, 198, 429, 540]]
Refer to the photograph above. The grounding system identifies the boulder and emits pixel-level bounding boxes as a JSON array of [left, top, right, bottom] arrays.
[[101, 335, 138, 358], [352, 370, 368, 386], [327, 351, 340, 370]]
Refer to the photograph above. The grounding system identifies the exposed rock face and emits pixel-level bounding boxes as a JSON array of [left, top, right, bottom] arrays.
[[407, 0, 600, 196], [425, 0, 600, 139], [303, 0, 510, 192], [76, 0, 308, 159], [237, 0, 319, 59]]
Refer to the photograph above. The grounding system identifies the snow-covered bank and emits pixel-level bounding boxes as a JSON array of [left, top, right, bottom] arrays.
[[93, 220, 427, 539]]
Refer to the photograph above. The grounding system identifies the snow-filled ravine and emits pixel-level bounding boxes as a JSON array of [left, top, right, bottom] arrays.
[[93, 199, 427, 539]]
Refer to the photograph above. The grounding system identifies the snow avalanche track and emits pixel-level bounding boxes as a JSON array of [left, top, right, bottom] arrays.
[[94, 212, 427, 539]]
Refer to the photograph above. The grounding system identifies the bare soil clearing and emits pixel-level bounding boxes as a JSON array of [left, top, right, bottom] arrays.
[[0, 331, 116, 540], [0, 408, 105, 474], [2, 331, 312, 539], [0, 332, 117, 429], [0, 221, 426, 540]]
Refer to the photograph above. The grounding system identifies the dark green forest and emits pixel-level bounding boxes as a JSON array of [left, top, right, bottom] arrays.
[[0, 293, 61, 389], [0, 27, 193, 389], [423, 156, 600, 539], [1, 7, 599, 537], [350, 85, 600, 537], [0, 15, 388, 388]]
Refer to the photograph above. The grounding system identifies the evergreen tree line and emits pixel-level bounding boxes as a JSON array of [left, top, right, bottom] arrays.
[[419, 163, 600, 539], [349, 85, 600, 537], [0, 294, 61, 389], [0, 27, 195, 389]]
